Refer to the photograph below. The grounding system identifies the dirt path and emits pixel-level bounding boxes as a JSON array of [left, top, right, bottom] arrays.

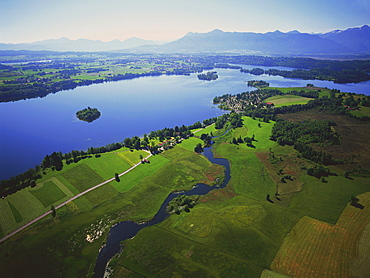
[[192, 123, 215, 135], [0, 151, 153, 244]]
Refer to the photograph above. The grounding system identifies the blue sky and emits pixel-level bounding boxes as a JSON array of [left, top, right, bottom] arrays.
[[1, 0, 369, 43]]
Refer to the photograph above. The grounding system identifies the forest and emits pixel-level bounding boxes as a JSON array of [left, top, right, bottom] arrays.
[[241, 67, 370, 83], [270, 119, 341, 165]]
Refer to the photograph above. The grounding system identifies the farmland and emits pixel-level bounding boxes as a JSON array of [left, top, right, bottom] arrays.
[[272, 192, 370, 277], [0, 132, 224, 277], [265, 94, 314, 107], [1, 88, 370, 277], [109, 111, 370, 277], [0, 149, 145, 237]]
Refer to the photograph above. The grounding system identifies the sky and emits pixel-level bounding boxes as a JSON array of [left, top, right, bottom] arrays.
[[1, 0, 369, 43]]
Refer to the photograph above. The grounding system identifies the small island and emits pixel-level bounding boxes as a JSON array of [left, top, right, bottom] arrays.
[[76, 107, 101, 123], [247, 80, 269, 88], [197, 71, 218, 81]]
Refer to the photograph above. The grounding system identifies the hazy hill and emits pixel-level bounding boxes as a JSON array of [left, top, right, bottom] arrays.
[[0, 37, 160, 52]]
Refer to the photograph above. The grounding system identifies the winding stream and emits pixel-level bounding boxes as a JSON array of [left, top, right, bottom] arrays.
[[92, 140, 230, 277]]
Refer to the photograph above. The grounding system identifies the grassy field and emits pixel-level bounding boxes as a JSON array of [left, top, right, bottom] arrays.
[[109, 117, 297, 277], [272, 192, 370, 277], [192, 123, 218, 136], [109, 115, 370, 278], [30, 179, 67, 207], [114, 194, 300, 277], [288, 174, 370, 224], [117, 225, 265, 277], [268, 86, 330, 98], [213, 117, 276, 200], [350, 105, 370, 117], [0, 139, 224, 277], [112, 154, 170, 193], [0, 149, 144, 238], [265, 95, 314, 107], [1, 110, 370, 277]]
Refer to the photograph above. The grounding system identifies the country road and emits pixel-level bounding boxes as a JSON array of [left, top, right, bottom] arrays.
[[0, 152, 153, 244]]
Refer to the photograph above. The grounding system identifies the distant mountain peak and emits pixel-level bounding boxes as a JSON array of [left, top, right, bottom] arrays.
[[287, 30, 301, 34], [209, 29, 223, 33]]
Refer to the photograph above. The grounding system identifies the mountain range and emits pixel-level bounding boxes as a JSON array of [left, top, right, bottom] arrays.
[[1, 25, 369, 55]]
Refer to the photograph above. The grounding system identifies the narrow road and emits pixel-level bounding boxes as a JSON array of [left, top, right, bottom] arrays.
[[0, 152, 153, 244]]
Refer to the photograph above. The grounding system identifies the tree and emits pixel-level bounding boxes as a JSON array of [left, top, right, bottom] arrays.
[[115, 173, 120, 182], [244, 137, 252, 144], [134, 139, 141, 150], [51, 205, 56, 218], [30, 180, 36, 188], [123, 138, 132, 148], [194, 143, 203, 153], [344, 171, 350, 179]]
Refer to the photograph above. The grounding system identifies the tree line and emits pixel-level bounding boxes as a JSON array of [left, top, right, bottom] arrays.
[[208, 55, 370, 73], [240, 67, 370, 83]]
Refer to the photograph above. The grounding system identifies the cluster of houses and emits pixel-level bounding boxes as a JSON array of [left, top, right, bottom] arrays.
[[217, 94, 275, 113], [155, 135, 188, 152]]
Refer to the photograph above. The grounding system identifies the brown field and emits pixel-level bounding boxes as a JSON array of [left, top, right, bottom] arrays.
[[271, 192, 370, 277], [278, 111, 370, 172], [255, 147, 307, 207]]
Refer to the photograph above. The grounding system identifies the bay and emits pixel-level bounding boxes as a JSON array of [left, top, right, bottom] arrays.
[[1, 67, 370, 180]]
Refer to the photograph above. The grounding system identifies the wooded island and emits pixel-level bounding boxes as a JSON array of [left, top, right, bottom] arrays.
[[76, 107, 101, 122]]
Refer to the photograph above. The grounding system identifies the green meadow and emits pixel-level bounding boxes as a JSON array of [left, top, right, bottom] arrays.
[[268, 86, 330, 96], [116, 194, 300, 277], [0, 149, 144, 238], [0, 137, 223, 277], [265, 94, 314, 107], [213, 117, 276, 199], [349, 105, 370, 117], [110, 115, 370, 277]]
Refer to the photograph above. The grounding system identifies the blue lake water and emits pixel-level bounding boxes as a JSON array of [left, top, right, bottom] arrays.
[[1, 67, 370, 180]]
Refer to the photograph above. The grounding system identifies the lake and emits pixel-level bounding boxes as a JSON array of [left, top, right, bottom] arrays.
[[1, 67, 370, 180]]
